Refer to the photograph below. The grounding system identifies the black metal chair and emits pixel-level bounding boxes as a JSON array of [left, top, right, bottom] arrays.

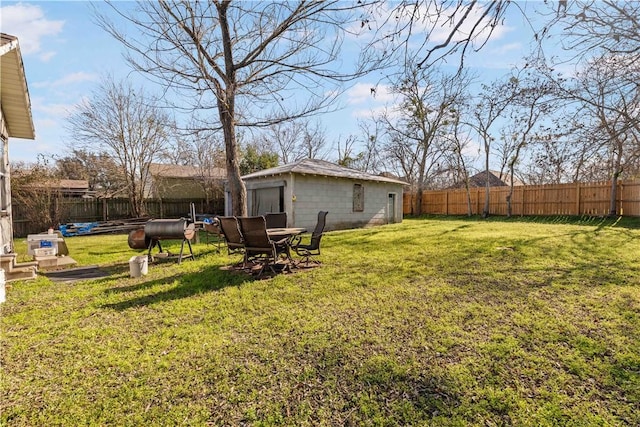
[[217, 216, 244, 257], [264, 212, 287, 229], [237, 216, 289, 277], [291, 211, 328, 267]]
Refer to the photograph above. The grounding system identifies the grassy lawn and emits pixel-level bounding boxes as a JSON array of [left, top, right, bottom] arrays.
[[1, 216, 639, 426]]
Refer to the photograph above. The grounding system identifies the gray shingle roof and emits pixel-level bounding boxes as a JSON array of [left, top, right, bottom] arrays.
[[242, 158, 408, 185]]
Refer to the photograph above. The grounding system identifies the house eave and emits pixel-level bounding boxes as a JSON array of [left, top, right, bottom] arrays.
[[1, 33, 36, 140]]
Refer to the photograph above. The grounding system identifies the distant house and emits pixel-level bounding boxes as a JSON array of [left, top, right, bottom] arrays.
[[1, 33, 36, 254], [18, 178, 94, 198], [238, 158, 408, 231], [146, 163, 226, 199], [467, 170, 524, 188]]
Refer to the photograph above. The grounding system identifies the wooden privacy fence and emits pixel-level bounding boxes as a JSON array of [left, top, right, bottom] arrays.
[[12, 197, 225, 237], [403, 180, 640, 217]]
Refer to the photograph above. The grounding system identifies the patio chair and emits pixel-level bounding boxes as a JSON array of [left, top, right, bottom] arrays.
[[291, 211, 328, 267], [203, 217, 223, 252], [217, 216, 244, 256], [237, 216, 289, 277], [264, 212, 287, 229]]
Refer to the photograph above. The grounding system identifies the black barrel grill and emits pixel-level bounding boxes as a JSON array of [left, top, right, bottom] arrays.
[[131, 219, 196, 264]]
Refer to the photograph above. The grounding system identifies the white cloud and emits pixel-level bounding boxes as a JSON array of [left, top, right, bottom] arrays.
[[38, 51, 57, 62], [490, 42, 523, 56], [31, 98, 76, 118], [351, 105, 387, 119], [0, 3, 64, 58], [346, 82, 395, 105], [32, 72, 99, 89]]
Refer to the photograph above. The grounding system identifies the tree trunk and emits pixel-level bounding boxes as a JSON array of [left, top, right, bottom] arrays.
[[415, 183, 424, 215], [218, 94, 246, 217], [217, 3, 247, 217], [465, 180, 472, 217], [483, 151, 490, 218], [609, 170, 621, 217], [506, 168, 515, 218]]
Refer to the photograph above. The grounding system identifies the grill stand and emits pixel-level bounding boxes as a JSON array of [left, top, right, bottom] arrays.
[[147, 238, 194, 264]]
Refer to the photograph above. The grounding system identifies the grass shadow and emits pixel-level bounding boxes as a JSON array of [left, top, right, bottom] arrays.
[[408, 214, 640, 230], [101, 263, 256, 311]]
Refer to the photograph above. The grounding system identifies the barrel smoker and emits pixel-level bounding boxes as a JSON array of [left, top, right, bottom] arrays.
[[128, 219, 196, 264]]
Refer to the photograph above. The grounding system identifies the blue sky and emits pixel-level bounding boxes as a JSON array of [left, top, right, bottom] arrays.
[[2, 1, 544, 165]]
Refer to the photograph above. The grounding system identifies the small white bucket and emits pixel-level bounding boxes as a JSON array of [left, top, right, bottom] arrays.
[[129, 255, 148, 278], [0, 268, 5, 303]]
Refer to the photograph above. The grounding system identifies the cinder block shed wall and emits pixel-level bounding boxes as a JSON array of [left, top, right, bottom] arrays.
[[290, 174, 403, 231], [243, 173, 404, 231]]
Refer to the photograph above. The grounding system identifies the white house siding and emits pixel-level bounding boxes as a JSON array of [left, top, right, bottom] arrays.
[[290, 174, 403, 231], [0, 108, 12, 253]]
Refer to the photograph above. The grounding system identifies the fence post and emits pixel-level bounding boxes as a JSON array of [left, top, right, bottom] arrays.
[[575, 183, 580, 216], [619, 181, 623, 216], [445, 191, 449, 215]]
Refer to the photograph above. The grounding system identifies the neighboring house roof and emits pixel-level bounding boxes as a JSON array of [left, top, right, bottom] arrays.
[[0, 33, 35, 139], [242, 158, 409, 186], [468, 170, 524, 187], [149, 163, 226, 180], [21, 178, 94, 197], [59, 179, 90, 190]]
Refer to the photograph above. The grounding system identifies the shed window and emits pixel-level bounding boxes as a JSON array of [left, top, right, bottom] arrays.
[[353, 183, 364, 212]]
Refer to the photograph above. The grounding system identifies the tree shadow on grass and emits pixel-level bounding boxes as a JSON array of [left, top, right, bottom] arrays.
[[101, 264, 256, 311], [409, 214, 640, 230]]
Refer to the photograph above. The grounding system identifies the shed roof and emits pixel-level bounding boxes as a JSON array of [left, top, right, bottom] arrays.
[[0, 33, 35, 139], [242, 158, 408, 185], [149, 163, 226, 180]]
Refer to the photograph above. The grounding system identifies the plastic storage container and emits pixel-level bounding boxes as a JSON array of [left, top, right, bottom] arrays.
[[27, 234, 63, 256], [129, 255, 148, 278]]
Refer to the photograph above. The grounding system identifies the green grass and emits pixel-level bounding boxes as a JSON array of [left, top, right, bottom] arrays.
[[2, 216, 639, 426]]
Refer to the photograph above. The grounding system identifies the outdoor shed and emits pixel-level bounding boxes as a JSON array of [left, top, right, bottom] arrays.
[[237, 158, 407, 231], [1, 33, 35, 254]]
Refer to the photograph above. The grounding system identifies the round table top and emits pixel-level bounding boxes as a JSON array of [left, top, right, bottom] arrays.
[[266, 227, 306, 238]]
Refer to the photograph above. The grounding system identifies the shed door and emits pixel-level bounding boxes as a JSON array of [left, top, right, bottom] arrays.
[[252, 187, 284, 216], [388, 193, 397, 223]]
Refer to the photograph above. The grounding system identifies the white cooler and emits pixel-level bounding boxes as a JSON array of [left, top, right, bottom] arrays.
[[27, 234, 63, 256]]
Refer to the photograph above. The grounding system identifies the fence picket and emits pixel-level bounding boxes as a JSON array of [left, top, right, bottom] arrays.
[[403, 180, 640, 217], [12, 197, 224, 237]]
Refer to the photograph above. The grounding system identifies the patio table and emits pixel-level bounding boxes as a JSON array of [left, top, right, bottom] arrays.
[[266, 227, 306, 265]]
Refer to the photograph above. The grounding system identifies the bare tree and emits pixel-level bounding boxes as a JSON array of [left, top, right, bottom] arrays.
[[468, 78, 515, 218], [336, 135, 360, 168], [296, 120, 329, 161], [183, 129, 227, 211], [571, 55, 640, 215], [265, 121, 305, 165], [55, 149, 127, 197], [444, 112, 476, 216], [336, 120, 384, 174], [66, 77, 172, 217], [381, 64, 471, 214], [497, 70, 555, 216], [538, 0, 640, 66], [367, 0, 512, 71], [96, 1, 377, 216], [11, 158, 70, 230]]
